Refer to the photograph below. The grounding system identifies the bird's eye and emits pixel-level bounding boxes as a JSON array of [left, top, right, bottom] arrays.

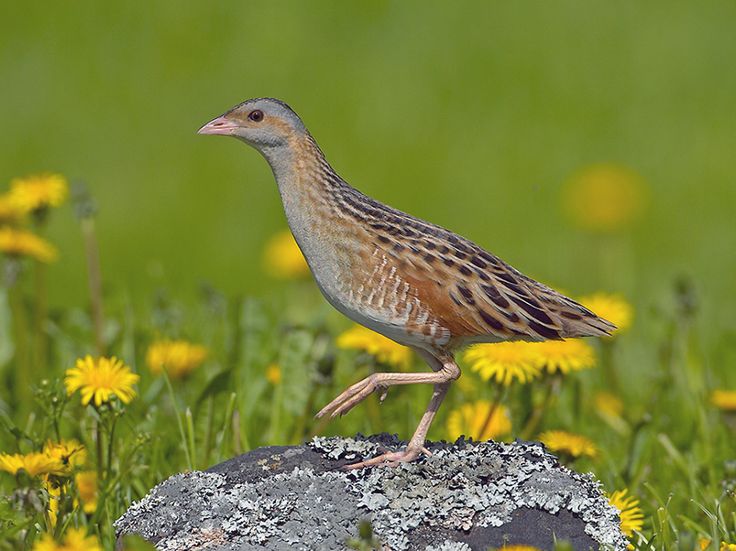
[[248, 110, 264, 122]]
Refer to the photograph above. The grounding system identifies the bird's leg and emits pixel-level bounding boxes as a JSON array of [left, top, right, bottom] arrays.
[[333, 351, 459, 469], [343, 381, 452, 469], [316, 367, 455, 419]]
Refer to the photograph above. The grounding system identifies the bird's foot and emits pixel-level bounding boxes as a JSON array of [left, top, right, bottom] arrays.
[[316, 374, 387, 419], [342, 445, 431, 470]]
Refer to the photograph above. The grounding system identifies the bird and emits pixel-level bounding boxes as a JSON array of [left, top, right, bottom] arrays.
[[198, 97, 615, 469]]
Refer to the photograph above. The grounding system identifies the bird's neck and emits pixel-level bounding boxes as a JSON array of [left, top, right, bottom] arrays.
[[258, 134, 342, 238]]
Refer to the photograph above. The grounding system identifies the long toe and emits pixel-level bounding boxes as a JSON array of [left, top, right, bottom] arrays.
[[315, 377, 376, 419], [342, 446, 424, 470]]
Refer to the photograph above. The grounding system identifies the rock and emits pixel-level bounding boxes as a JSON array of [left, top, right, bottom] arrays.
[[115, 434, 628, 551]]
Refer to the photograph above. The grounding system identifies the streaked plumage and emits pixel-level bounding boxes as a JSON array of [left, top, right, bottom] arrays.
[[199, 97, 615, 468]]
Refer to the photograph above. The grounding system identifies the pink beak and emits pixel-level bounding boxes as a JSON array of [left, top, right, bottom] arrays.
[[197, 115, 240, 136]]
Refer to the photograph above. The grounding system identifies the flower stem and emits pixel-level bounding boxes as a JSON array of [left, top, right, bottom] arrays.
[[81, 218, 106, 355], [521, 373, 562, 440], [185, 407, 196, 469], [268, 374, 284, 444], [33, 260, 48, 371], [600, 339, 619, 392], [106, 413, 118, 480], [203, 397, 215, 465], [478, 384, 505, 441], [163, 370, 193, 470], [216, 393, 237, 463], [95, 416, 104, 482], [6, 266, 31, 410]]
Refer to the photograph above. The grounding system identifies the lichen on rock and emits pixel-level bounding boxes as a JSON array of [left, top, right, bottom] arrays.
[[115, 434, 628, 550]]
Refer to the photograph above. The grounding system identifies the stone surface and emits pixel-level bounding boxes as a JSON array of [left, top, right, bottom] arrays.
[[115, 435, 628, 550]]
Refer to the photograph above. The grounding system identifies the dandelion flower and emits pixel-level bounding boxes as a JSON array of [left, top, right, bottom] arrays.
[[9, 173, 68, 214], [608, 489, 644, 537], [0, 451, 64, 477], [32, 533, 59, 551], [539, 430, 598, 459], [530, 339, 596, 374], [263, 229, 310, 279], [0, 227, 58, 263], [579, 293, 633, 335], [33, 527, 102, 551], [146, 339, 208, 379], [265, 364, 282, 385], [43, 440, 87, 475], [595, 391, 624, 418], [43, 477, 62, 527], [563, 163, 648, 233], [699, 541, 736, 551], [464, 342, 541, 386], [446, 401, 511, 441], [337, 325, 412, 370], [75, 470, 98, 513], [65, 355, 139, 407], [497, 546, 542, 551], [0, 194, 24, 225], [711, 390, 736, 412]]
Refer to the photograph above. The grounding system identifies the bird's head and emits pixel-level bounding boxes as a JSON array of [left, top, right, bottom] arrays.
[[198, 97, 305, 149]]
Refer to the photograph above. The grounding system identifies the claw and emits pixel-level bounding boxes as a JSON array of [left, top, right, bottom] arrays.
[[342, 446, 424, 470]]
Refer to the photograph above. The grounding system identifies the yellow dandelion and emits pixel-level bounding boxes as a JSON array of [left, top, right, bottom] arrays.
[[539, 430, 598, 459], [33, 527, 102, 551], [62, 527, 102, 551], [0, 194, 25, 225], [265, 363, 282, 385], [146, 339, 208, 379], [9, 172, 68, 214], [43, 440, 87, 475], [563, 163, 648, 233], [579, 292, 633, 335], [0, 451, 64, 477], [64, 355, 139, 407], [337, 325, 412, 370], [32, 533, 60, 551], [595, 391, 624, 418], [446, 401, 511, 441], [530, 339, 596, 374], [464, 342, 541, 386], [698, 540, 736, 551], [711, 390, 736, 412], [497, 546, 542, 551], [608, 489, 644, 538], [43, 477, 62, 527], [75, 470, 98, 513], [263, 229, 310, 279], [0, 226, 58, 263]]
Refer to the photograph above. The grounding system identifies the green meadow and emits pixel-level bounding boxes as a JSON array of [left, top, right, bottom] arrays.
[[1, 2, 735, 549]]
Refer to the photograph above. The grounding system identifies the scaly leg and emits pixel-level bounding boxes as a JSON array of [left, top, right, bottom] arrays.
[[343, 380, 452, 469], [317, 350, 459, 469], [316, 349, 459, 419]]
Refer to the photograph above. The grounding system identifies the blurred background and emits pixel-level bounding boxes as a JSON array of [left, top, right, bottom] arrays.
[[1, 1, 735, 361], [2, 3, 736, 547]]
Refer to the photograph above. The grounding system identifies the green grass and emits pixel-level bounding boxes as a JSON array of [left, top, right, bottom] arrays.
[[1, 1, 735, 549], [0, 208, 735, 549]]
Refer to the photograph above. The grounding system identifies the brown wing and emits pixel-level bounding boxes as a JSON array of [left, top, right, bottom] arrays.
[[339, 184, 615, 344], [369, 220, 615, 344]]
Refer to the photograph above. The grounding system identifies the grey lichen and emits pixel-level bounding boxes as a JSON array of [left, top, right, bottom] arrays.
[[115, 435, 628, 551], [425, 542, 473, 551]]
